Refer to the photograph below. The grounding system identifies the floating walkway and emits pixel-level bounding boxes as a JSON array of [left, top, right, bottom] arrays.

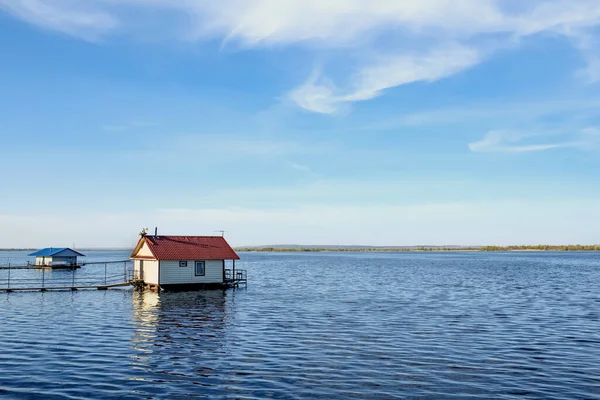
[[0, 262, 134, 293], [0, 282, 131, 293]]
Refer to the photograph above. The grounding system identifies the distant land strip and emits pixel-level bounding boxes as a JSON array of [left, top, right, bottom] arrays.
[[235, 245, 600, 252], [2, 245, 599, 252], [0, 248, 129, 252]]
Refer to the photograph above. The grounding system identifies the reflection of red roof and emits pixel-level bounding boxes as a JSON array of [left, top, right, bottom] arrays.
[[133, 236, 239, 260]]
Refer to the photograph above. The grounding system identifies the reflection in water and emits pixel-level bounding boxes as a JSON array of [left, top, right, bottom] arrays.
[[129, 290, 233, 397]]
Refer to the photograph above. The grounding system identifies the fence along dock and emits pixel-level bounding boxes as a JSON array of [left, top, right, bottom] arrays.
[[0, 260, 133, 292]]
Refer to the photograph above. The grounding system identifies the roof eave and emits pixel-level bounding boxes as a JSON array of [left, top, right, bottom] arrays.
[[151, 257, 239, 261], [130, 236, 158, 259]]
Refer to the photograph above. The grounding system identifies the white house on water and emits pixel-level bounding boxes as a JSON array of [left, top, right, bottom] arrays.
[[28, 248, 85, 268], [130, 234, 243, 291]]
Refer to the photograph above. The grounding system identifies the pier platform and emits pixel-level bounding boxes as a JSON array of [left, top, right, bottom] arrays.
[[0, 282, 131, 292]]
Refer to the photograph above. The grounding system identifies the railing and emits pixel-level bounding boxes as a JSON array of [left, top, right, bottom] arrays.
[[0, 261, 134, 291], [131, 269, 142, 281], [0, 273, 129, 290], [225, 269, 247, 282]]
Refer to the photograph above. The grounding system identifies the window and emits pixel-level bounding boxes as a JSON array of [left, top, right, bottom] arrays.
[[195, 261, 205, 276], [179, 261, 188, 267]]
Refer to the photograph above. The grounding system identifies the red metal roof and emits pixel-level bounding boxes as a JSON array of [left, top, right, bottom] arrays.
[[135, 236, 240, 260]]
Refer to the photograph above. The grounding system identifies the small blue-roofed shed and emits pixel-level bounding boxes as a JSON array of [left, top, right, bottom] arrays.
[[28, 248, 85, 267]]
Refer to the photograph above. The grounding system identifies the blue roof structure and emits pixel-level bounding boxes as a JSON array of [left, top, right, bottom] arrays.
[[28, 248, 85, 257]]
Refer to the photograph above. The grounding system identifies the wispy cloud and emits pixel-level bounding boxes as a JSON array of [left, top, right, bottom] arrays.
[[0, 0, 116, 40], [130, 134, 333, 166], [568, 30, 600, 83], [359, 98, 600, 130], [102, 121, 156, 132], [4, 1, 600, 111], [289, 45, 481, 114], [290, 163, 311, 172], [468, 128, 600, 153], [5, 0, 585, 46], [168, 137, 305, 157]]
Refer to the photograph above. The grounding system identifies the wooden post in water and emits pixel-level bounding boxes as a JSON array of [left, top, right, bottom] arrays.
[[232, 259, 236, 283], [72, 267, 75, 287], [104, 263, 107, 285], [123, 262, 127, 282], [42, 268, 45, 289], [7, 263, 11, 289]]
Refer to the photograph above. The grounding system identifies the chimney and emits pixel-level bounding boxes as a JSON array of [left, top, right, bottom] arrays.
[[154, 227, 158, 237]]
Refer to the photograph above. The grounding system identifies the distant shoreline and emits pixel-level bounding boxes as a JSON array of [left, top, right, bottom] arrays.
[[2, 245, 599, 253], [234, 245, 600, 252], [0, 248, 130, 252]]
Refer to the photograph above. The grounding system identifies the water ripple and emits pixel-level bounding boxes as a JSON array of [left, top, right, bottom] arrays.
[[0, 251, 600, 399]]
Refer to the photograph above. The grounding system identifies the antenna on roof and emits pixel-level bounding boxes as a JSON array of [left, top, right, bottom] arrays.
[[215, 230, 225, 237]]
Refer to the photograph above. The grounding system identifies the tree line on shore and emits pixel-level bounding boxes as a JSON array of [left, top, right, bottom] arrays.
[[235, 245, 600, 252], [478, 245, 600, 251]]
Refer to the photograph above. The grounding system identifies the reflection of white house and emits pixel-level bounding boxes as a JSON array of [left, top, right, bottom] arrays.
[[28, 248, 85, 267], [130, 235, 241, 291]]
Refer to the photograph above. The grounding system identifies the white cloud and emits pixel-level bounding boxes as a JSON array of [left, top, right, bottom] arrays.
[[511, 0, 600, 37], [581, 127, 600, 137], [5, 0, 599, 44], [4, 0, 600, 110], [568, 30, 600, 83], [137, 135, 325, 160], [0, 0, 116, 40], [360, 98, 600, 130], [290, 163, 311, 172], [123, 0, 507, 45], [289, 44, 481, 114], [580, 57, 600, 83], [468, 128, 600, 153]]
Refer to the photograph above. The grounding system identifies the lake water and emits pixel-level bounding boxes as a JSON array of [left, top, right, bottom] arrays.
[[0, 251, 599, 399]]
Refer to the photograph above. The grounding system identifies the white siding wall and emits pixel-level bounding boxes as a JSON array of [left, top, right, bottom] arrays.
[[52, 256, 76, 265], [35, 256, 77, 265], [132, 241, 159, 284], [134, 259, 159, 285], [159, 260, 223, 285]]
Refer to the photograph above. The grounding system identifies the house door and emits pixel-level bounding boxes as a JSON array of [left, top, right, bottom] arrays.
[[139, 260, 144, 280]]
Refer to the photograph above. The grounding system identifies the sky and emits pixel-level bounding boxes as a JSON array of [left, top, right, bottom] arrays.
[[1, 0, 600, 248]]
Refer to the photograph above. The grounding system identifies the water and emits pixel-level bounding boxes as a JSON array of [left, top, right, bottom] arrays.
[[0, 251, 599, 399]]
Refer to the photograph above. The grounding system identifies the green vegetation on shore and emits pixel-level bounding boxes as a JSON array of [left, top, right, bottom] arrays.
[[235, 245, 600, 252], [478, 245, 600, 251]]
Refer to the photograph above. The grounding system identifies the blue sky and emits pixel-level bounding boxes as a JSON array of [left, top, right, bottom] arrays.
[[1, 0, 600, 248]]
